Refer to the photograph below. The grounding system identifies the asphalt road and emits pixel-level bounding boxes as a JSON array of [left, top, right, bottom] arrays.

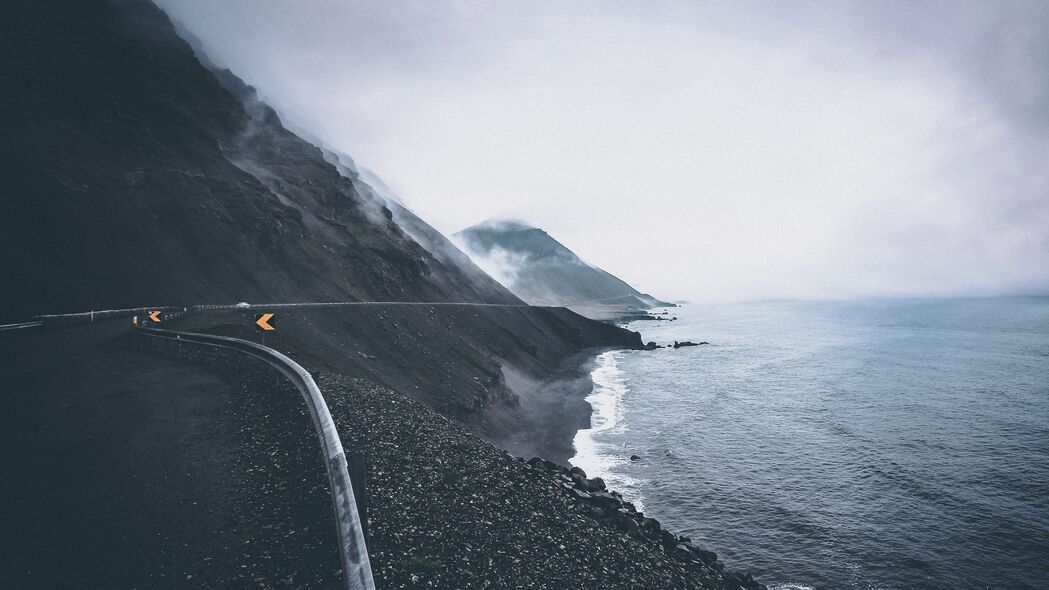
[[0, 319, 340, 588]]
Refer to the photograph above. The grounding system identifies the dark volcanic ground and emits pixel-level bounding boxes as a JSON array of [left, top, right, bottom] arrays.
[[0, 321, 340, 588]]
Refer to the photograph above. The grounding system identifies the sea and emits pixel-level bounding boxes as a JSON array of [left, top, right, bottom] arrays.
[[569, 297, 1049, 590]]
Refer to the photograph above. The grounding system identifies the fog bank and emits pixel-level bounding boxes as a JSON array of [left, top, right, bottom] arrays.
[[157, 0, 1049, 301]]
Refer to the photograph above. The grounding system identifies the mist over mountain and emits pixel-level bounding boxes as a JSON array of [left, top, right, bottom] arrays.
[[455, 219, 672, 318], [0, 0, 517, 322], [153, 0, 1049, 303]]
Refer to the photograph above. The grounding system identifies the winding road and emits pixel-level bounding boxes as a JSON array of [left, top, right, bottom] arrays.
[[0, 298, 606, 589], [0, 305, 382, 589]]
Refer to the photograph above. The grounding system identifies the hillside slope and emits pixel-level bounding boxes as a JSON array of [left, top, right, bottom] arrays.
[[0, 0, 517, 322], [319, 148, 517, 307]]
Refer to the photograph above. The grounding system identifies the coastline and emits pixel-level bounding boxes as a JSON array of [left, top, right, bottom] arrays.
[[324, 374, 767, 589], [569, 349, 648, 511]]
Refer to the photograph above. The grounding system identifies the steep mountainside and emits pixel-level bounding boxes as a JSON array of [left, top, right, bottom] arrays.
[[319, 148, 518, 307], [0, 0, 517, 322], [455, 219, 673, 316], [0, 0, 642, 457]]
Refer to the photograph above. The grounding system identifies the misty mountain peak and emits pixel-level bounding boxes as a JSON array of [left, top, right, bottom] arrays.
[[453, 219, 671, 314]]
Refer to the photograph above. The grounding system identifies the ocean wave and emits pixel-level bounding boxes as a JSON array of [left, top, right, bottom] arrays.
[[569, 350, 646, 511]]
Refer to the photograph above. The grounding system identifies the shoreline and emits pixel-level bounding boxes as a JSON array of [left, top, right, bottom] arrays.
[[325, 374, 767, 589], [563, 308, 658, 502], [149, 306, 768, 587], [568, 349, 648, 511]]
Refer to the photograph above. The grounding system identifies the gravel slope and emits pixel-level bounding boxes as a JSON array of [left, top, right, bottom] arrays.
[[323, 375, 765, 589]]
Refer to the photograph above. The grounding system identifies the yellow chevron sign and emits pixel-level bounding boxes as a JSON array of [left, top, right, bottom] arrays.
[[255, 313, 275, 331]]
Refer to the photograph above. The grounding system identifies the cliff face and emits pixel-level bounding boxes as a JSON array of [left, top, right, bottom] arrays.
[[0, 0, 516, 322]]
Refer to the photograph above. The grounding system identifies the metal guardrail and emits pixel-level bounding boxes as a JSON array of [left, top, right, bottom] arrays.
[[16, 300, 541, 328], [0, 320, 44, 332], [33, 306, 186, 326], [134, 324, 375, 590], [201, 301, 532, 309]]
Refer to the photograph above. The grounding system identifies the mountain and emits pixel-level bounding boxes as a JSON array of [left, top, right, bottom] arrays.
[[0, 0, 642, 458], [454, 219, 674, 319], [0, 0, 518, 322]]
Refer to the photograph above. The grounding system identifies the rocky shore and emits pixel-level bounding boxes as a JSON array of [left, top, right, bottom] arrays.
[[323, 374, 765, 589], [156, 311, 764, 588]]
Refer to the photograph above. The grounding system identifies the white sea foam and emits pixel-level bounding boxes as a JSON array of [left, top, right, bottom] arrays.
[[569, 350, 646, 511]]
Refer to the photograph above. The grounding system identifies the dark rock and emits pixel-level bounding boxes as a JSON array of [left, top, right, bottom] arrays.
[[673, 340, 700, 348], [570, 488, 592, 501], [588, 506, 607, 519], [639, 517, 661, 532], [694, 548, 718, 564], [726, 570, 764, 590], [582, 477, 605, 492], [568, 466, 586, 478], [630, 454, 641, 461], [588, 491, 624, 511], [570, 472, 587, 488], [674, 543, 694, 559], [616, 512, 641, 536]]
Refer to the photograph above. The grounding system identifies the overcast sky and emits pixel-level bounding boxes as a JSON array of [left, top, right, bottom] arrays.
[[158, 0, 1049, 302]]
